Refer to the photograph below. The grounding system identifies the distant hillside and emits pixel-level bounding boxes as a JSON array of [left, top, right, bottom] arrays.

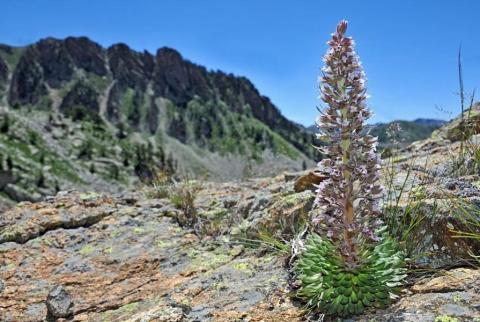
[[0, 37, 316, 207], [308, 118, 446, 148], [366, 119, 446, 147], [411, 118, 446, 127]]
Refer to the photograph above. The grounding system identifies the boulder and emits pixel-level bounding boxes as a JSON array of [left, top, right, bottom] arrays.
[[293, 171, 325, 192], [359, 268, 480, 322], [46, 285, 74, 318]]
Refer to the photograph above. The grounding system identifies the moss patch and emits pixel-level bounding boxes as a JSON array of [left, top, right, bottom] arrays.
[[79, 244, 95, 256]]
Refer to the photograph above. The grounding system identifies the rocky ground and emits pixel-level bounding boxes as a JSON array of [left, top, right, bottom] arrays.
[[0, 184, 479, 320], [0, 187, 303, 322]]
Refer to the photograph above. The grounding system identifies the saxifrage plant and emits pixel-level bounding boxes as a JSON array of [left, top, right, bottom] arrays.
[[294, 20, 406, 317]]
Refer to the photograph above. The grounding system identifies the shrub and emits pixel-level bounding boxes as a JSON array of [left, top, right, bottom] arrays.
[[446, 194, 480, 264], [168, 178, 202, 229], [294, 20, 406, 317], [147, 171, 171, 199], [382, 151, 431, 258]]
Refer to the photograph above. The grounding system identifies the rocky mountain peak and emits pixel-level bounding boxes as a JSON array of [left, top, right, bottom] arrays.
[[64, 36, 107, 76], [108, 42, 153, 90], [0, 36, 317, 207]]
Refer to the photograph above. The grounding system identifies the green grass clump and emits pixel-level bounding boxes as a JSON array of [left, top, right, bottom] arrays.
[[85, 73, 111, 93], [295, 232, 406, 317], [167, 178, 202, 229]]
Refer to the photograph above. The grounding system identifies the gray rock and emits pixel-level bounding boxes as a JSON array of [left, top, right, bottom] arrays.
[[0, 279, 4, 293], [46, 285, 74, 318], [54, 256, 93, 274], [438, 303, 474, 317]]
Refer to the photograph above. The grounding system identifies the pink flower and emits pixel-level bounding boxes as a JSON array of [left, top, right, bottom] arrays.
[[312, 20, 384, 266]]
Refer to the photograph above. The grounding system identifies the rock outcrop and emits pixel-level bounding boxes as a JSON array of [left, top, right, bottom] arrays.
[[60, 81, 101, 121], [1, 172, 479, 321]]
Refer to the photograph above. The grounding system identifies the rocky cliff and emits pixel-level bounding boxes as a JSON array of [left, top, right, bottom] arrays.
[[0, 37, 315, 207]]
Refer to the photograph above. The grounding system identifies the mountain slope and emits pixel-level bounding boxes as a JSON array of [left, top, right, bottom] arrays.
[[366, 119, 446, 148], [2, 38, 315, 156], [308, 118, 446, 148], [0, 37, 315, 206]]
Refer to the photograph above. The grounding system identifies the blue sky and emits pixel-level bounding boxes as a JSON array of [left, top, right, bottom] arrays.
[[1, 0, 479, 125]]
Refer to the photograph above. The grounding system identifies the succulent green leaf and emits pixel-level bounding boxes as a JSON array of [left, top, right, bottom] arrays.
[[294, 233, 406, 317]]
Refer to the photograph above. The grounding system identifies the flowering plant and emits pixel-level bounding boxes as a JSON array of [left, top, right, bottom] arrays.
[[294, 20, 405, 317], [313, 19, 384, 267]]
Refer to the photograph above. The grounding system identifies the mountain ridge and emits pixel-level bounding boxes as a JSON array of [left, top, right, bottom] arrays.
[[307, 118, 446, 147], [0, 36, 315, 207], [1, 36, 314, 156]]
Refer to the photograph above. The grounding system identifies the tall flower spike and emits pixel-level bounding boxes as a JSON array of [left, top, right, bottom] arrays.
[[313, 20, 384, 268], [295, 21, 405, 317]]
